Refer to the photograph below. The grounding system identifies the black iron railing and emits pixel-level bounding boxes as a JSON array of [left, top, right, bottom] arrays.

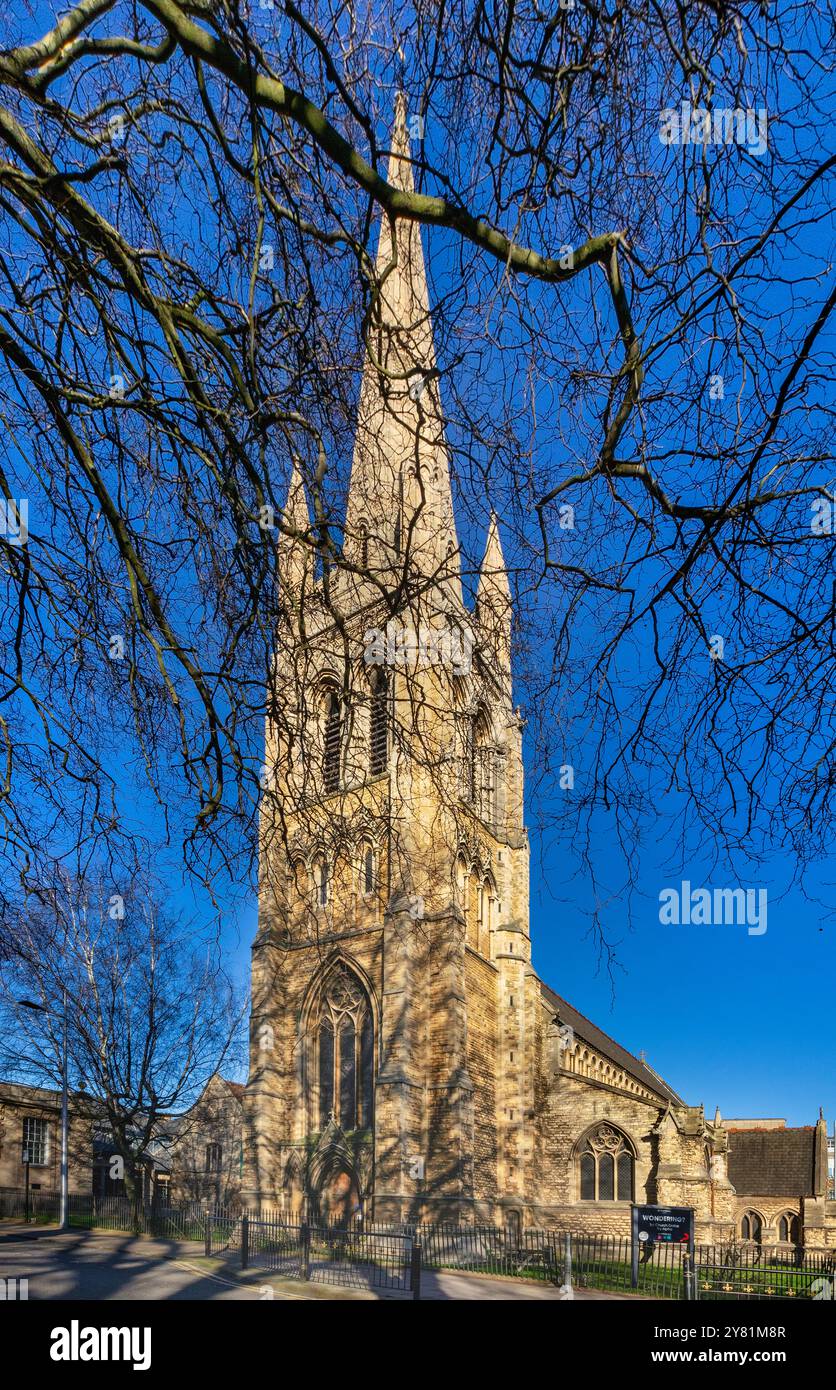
[[2, 1188, 832, 1300]]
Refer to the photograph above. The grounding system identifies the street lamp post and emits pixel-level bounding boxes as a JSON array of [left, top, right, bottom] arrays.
[[18, 990, 69, 1231], [23, 1150, 30, 1224]]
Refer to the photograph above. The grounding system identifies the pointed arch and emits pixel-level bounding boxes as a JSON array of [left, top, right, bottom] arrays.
[[467, 864, 481, 950], [282, 1151, 304, 1215], [356, 519, 370, 570], [777, 1211, 800, 1244], [310, 853, 330, 907], [301, 956, 378, 1134], [480, 872, 497, 955], [358, 838, 378, 896], [289, 857, 307, 899], [574, 1123, 635, 1202], [467, 703, 497, 823], [454, 852, 468, 911]]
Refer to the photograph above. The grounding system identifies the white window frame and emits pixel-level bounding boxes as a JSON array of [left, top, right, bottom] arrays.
[[22, 1116, 49, 1167]]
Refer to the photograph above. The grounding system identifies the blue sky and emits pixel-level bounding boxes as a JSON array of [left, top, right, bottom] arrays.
[[528, 817, 835, 1126], [4, 4, 833, 1129]]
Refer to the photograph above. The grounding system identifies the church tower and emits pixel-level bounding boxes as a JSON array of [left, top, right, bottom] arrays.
[[243, 97, 533, 1223]]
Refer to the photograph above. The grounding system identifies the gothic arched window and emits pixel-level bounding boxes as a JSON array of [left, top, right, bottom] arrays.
[[323, 690, 342, 793], [741, 1211, 763, 1243], [479, 875, 495, 955], [462, 715, 475, 801], [471, 707, 497, 823], [577, 1125, 634, 1202], [311, 856, 330, 907], [359, 841, 377, 896], [467, 867, 481, 950], [369, 671, 388, 776], [310, 966, 375, 1133], [778, 1212, 799, 1244], [455, 855, 468, 908], [357, 521, 369, 570], [291, 859, 307, 898]]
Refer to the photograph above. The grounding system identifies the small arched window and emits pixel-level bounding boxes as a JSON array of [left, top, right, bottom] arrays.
[[479, 876, 495, 955], [291, 859, 307, 897], [455, 856, 468, 915], [462, 715, 475, 801], [778, 1212, 800, 1244], [312, 856, 329, 907], [369, 671, 388, 776], [741, 1211, 763, 1243], [323, 690, 341, 793], [577, 1125, 634, 1202], [360, 842, 376, 896], [357, 522, 369, 570], [471, 707, 496, 823], [467, 867, 480, 950]]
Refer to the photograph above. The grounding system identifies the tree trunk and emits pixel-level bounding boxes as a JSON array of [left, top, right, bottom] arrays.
[[123, 1163, 143, 1237]]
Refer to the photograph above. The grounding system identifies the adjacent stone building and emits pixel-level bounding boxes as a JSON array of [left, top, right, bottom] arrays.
[[161, 1076, 245, 1208], [725, 1115, 834, 1252], [0, 1081, 92, 1195], [0, 1075, 245, 1210]]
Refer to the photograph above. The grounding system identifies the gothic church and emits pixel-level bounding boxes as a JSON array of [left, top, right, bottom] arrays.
[[242, 99, 739, 1241]]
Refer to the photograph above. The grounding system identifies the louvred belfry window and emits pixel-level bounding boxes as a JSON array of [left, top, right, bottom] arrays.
[[323, 691, 341, 792], [369, 672, 388, 776]]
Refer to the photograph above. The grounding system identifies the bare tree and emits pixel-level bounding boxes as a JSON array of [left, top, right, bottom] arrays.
[[0, 870, 246, 1226], [0, 0, 832, 945]]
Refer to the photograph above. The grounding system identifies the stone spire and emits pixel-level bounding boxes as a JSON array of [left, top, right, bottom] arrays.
[[344, 94, 461, 608], [277, 455, 313, 596], [476, 512, 512, 675]]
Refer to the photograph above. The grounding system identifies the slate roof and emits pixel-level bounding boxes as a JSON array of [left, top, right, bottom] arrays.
[[727, 1127, 821, 1197], [540, 982, 684, 1105]]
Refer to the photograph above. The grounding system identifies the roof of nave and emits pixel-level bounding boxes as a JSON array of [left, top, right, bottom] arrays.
[[726, 1125, 824, 1197], [540, 981, 685, 1106]]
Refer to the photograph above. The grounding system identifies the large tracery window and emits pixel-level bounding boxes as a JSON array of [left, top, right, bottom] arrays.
[[578, 1124, 634, 1202], [311, 966, 374, 1132]]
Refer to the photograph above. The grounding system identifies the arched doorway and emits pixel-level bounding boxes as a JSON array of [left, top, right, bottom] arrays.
[[318, 1168, 362, 1225]]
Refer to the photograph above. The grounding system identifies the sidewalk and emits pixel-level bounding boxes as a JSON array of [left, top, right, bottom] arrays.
[[0, 1222, 643, 1300]]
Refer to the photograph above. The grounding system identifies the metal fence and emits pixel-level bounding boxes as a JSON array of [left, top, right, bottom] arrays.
[[695, 1244, 835, 1301], [238, 1215, 415, 1293], [407, 1222, 563, 1284], [571, 1232, 688, 1298], [2, 1188, 833, 1300], [0, 1187, 228, 1241]]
